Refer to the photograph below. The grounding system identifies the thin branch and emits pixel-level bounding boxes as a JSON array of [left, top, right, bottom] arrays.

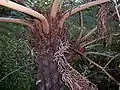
[[87, 72, 97, 77], [104, 53, 120, 68], [106, 68, 120, 71], [80, 26, 98, 42], [80, 36, 105, 48], [0, 17, 33, 28], [76, 11, 84, 45], [70, 47, 120, 85], [0, 63, 33, 82], [0, 0, 49, 34], [80, 11, 83, 27], [86, 44, 102, 49], [113, 0, 120, 22], [59, 0, 110, 28], [75, 26, 98, 46], [50, 0, 61, 18], [87, 52, 114, 58]]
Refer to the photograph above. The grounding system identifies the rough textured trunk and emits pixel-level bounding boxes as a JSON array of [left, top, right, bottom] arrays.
[[36, 52, 66, 90], [28, 15, 68, 90], [28, 13, 98, 90]]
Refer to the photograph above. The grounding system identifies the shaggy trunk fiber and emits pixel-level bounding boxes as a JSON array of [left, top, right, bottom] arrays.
[[29, 16, 68, 90], [36, 51, 66, 90], [28, 14, 98, 90]]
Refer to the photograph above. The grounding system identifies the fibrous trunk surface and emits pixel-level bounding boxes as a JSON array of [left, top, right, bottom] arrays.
[[28, 13, 98, 90], [29, 15, 68, 90]]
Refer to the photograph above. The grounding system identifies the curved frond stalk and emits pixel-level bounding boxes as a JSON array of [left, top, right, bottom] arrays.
[[80, 26, 98, 42], [0, 17, 33, 28], [86, 44, 102, 49], [0, 0, 49, 34], [50, 0, 61, 18], [87, 52, 114, 58], [0, 63, 33, 83], [104, 53, 120, 68], [76, 26, 98, 46], [59, 0, 110, 28], [80, 36, 105, 48], [76, 11, 84, 44]]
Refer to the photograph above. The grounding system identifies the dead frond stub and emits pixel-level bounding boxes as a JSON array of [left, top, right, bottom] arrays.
[[53, 38, 98, 90], [97, 2, 111, 44]]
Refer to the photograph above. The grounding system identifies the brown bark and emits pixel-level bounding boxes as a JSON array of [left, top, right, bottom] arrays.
[[27, 12, 98, 90], [36, 52, 67, 90], [28, 16, 68, 90]]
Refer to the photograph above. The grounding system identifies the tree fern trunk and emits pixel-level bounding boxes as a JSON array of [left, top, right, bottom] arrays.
[[28, 15, 98, 90], [28, 18, 68, 90], [36, 52, 66, 90]]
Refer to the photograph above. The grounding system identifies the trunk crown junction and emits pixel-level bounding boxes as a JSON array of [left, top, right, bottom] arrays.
[[30, 10, 98, 89]]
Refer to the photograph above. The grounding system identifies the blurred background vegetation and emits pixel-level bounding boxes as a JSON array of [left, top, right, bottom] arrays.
[[0, 0, 120, 90]]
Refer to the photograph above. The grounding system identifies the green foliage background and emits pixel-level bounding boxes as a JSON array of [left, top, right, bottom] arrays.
[[0, 0, 120, 90], [0, 23, 37, 90]]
